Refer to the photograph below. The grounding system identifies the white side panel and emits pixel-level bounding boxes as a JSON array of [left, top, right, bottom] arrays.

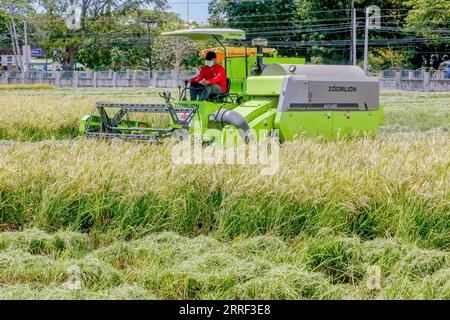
[[277, 76, 308, 111]]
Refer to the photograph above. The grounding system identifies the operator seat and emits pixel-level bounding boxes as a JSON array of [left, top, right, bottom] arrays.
[[210, 78, 231, 102]]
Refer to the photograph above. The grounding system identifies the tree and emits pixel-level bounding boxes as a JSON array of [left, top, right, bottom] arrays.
[[33, 1, 168, 70], [207, 0, 428, 66], [368, 48, 413, 70], [0, 10, 9, 34], [405, 0, 450, 68], [56, 9, 199, 71], [0, 0, 35, 14], [209, 0, 302, 57], [0, 10, 10, 49], [405, 0, 450, 35], [296, 0, 354, 63], [152, 14, 200, 72], [34, 13, 84, 70], [0, 1, 36, 52], [39, 0, 168, 26]]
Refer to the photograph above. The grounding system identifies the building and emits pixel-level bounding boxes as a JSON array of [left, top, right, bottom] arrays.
[[30, 58, 59, 72], [0, 49, 23, 71], [0, 49, 58, 72]]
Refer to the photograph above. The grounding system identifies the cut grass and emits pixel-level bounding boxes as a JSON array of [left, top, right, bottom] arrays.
[[0, 229, 448, 300]]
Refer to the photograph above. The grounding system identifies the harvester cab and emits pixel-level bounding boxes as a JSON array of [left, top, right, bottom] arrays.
[[80, 28, 383, 143]]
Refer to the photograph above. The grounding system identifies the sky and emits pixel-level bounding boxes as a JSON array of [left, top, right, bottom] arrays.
[[166, 0, 210, 24]]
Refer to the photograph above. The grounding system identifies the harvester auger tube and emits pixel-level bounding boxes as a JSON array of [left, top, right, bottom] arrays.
[[209, 109, 252, 143]]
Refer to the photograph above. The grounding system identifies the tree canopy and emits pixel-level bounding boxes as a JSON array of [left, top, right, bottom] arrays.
[[208, 0, 449, 68], [0, 0, 448, 70]]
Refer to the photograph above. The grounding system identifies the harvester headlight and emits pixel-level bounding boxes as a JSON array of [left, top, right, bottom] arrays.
[[289, 65, 297, 74]]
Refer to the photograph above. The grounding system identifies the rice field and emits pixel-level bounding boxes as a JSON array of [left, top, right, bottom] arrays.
[[0, 88, 448, 300]]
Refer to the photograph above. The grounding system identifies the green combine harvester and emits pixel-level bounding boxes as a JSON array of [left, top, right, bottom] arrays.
[[80, 29, 384, 143]]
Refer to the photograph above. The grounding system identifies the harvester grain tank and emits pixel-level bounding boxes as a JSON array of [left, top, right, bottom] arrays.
[[80, 29, 383, 143]]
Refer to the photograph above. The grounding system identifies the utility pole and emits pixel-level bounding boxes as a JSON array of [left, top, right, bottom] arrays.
[[350, 0, 356, 65], [10, 18, 23, 71], [351, 0, 357, 65], [363, 6, 381, 74], [187, 0, 190, 22], [363, 9, 369, 73], [143, 19, 157, 79], [12, 20, 22, 70], [7, 5, 21, 71], [9, 20, 19, 71], [23, 21, 31, 72]]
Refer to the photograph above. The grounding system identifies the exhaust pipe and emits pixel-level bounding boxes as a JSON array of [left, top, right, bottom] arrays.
[[252, 38, 268, 75], [209, 109, 251, 143]]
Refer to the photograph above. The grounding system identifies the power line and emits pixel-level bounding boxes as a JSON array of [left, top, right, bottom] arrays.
[[265, 36, 450, 47], [212, 8, 449, 21]]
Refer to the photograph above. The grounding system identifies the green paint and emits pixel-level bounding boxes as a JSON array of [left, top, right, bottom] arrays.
[[275, 109, 384, 141], [222, 31, 246, 40], [245, 76, 286, 96]]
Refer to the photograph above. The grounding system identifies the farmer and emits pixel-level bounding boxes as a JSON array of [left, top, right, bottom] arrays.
[[187, 51, 227, 101]]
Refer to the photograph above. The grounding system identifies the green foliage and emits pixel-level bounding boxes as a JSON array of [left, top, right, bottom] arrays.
[[296, 0, 354, 63], [3, 0, 447, 70], [209, 0, 302, 57], [29, 8, 198, 71], [0, 9, 8, 33], [405, 0, 450, 37], [0, 10, 11, 50], [31, 13, 83, 71], [368, 48, 414, 70], [208, 0, 447, 67], [0, 230, 448, 299], [0, 0, 35, 14]]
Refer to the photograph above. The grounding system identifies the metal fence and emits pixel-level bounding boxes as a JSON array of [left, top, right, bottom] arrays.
[[376, 68, 450, 91], [0, 69, 197, 88], [1, 69, 449, 91], [377, 68, 448, 80]]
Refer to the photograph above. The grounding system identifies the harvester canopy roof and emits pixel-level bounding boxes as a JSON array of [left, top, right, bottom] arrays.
[[262, 64, 369, 79], [161, 28, 246, 41]]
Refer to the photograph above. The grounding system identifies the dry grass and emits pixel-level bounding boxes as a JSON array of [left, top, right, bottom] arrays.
[[0, 88, 176, 140], [0, 133, 448, 248], [380, 91, 450, 132], [0, 88, 448, 141], [0, 84, 56, 90], [0, 88, 448, 299]]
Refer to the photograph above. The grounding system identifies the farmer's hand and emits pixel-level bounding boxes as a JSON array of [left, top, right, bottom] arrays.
[[202, 80, 210, 85]]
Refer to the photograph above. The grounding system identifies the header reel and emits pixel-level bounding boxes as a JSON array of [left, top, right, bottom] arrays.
[[81, 92, 198, 142]]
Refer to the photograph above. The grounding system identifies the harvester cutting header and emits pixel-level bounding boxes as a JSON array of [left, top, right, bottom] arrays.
[[80, 28, 383, 143]]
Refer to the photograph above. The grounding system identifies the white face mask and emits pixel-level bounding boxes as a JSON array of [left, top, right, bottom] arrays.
[[206, 60, 214, 67]]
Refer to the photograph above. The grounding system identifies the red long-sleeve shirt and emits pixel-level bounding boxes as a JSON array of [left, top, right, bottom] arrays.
[[190, 63, 227, 93]]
